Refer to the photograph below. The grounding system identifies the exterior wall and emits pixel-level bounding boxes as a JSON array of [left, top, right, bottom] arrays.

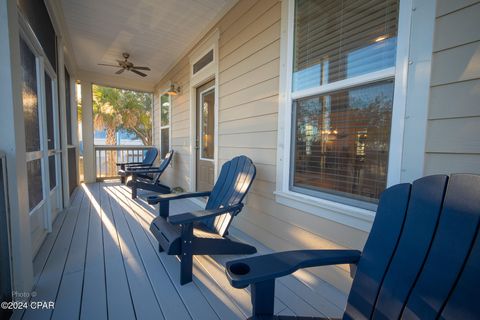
[[154, 0, 369, 297], [153, 55, 192, 190], [152, 0, 479, 297], [425, 0, 480, 174]]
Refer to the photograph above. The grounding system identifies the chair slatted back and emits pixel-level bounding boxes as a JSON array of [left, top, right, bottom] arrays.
[[153, 150, 174, 184], [203, 156, 256, 236], [142, 148, 158, 165], [343, 174, 480, 320]]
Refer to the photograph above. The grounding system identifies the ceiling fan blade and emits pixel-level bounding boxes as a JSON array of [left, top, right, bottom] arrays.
[[132, 66, 151, 71], [115, 68, 125, 74], [131, 69, 147, 77], [98, 63, 119, 67]]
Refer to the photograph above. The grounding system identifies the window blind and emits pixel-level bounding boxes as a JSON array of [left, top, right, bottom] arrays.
[[290, 0, 399, 206], [292, 81, 394, 203], [293, 0, 399, 91]]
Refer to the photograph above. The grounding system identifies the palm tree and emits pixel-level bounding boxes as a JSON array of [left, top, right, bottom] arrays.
[[92, 85, 153, 175]]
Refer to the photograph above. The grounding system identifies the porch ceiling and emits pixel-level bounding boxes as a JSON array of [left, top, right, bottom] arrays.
[[60, 0, 236, 87]]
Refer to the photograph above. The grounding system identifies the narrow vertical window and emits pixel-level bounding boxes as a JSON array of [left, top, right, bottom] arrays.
[[160, 94, 171, 159]]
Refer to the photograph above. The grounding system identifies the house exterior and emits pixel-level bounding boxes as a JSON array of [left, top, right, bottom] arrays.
[[150, 0, 480, 295], [0, 0, 479, 307]]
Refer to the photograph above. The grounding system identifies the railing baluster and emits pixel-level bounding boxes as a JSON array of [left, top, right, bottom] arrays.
[[93, 146, 152, 181]]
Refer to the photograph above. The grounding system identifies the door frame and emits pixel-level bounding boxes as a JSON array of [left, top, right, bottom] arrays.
[[44, 63, 63, 224], [17, 11, 61, 235], [188, 29, 219, 192]]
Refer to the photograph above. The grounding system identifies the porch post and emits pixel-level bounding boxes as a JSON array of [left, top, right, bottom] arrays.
[[57, 37, 71, 207], [0, 0, 34, 293], [81, 82, 96, 183]]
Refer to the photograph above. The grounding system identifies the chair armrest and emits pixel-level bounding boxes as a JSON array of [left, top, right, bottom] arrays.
[[126, 167, 163, 174], [116, 161, 142, 166], [125, 163, 152, 168], [147, 191, 211, 205], [226, 249, 361, 289], [168, 204, 244, 225]]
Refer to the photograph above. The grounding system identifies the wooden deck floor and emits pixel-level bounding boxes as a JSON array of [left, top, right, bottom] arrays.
[[12, 181, 345, 320]]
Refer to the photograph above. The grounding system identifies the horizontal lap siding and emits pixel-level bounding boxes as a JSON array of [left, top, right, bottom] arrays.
[[153, 0, 369, 297], [154, 55, 191, 190], [425, 0, 480, 175]]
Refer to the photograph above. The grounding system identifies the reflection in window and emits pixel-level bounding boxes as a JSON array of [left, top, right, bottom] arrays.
[[49, 155, 56, 190], [292, 81, 394, 203], [161, 128, 169, 160], [45, 72, 55, 150], [27, 159, 44, 210], [201, 89, 214, 159], [160, 94, 171, 159], [160, 94, 170, 127], [19, 37, 41, 152]]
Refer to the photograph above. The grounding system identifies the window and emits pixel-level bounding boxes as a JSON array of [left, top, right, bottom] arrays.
[[200, 87, 215, 160], [193, 49, 213, 74], [19, 36, 44, 211], [160, 94, 171, 159], [289, 0, 399, 207]]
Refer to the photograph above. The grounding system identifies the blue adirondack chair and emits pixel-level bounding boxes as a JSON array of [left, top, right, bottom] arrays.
[[148, 155, 257, 285], [117, 148, 158, 184], [226, 174, 480, 319], [126, 150, 174, 199]]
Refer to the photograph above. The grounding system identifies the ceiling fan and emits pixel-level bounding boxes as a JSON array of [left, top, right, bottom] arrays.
[[98, 52, 151, 77]]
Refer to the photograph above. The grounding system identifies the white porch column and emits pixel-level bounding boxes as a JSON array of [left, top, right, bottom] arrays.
[[81, 82, 95, 183], [57, 37, 71, 207], [0, 0, 34, 293]]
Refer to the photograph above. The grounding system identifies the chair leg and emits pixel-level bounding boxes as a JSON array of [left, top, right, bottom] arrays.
[[251, 279, 275, 317], [131, 186, 137, 199], [120, 176, 125, 184], [131, 175, 137, 199], [180, 223, 194, 285]]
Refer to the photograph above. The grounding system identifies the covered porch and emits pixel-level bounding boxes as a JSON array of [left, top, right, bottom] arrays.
[[1, 0, 480, 318], [12, 182, 344, 320]]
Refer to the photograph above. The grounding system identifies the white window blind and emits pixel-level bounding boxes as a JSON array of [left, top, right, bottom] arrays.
[[293, 0, 398, 91]]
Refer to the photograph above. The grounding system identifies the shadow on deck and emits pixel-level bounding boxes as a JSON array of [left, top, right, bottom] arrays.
[[12, 181, 345, 320]]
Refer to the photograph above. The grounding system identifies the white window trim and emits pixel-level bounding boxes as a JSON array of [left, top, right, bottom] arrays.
[[188, 29, 220, 192], [275, 0, 436, 231], [159, 93, 172, 160]]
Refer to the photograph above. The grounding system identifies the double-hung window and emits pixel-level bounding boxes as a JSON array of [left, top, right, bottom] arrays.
[[159, 94, 171, 159], [287, 0, 400, 209]]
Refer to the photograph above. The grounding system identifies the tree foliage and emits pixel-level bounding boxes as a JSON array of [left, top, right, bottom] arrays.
[[92, 85, 153, 145]]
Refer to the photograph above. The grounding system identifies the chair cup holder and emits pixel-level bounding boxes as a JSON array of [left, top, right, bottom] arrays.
[[229, 262, 250, 276]]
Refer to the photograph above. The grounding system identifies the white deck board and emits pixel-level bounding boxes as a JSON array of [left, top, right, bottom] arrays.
[[51, 185, 91, 320], [105, 183, 165, 320], [13, 181, 344, 320], [99, 182, 137, 320], [22, 186, 85, 320]]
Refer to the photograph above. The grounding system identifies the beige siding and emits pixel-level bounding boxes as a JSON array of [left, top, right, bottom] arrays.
[[152, 55, 192, 190], [425, 0, 480, 175], [150, 0, 370, 298]]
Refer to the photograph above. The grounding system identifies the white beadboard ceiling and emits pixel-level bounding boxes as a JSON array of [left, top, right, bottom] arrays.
[[61, 0, 235, 87]]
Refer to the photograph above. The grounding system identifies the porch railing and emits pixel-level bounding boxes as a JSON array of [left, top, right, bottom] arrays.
[[94, 145, 155, 181]]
